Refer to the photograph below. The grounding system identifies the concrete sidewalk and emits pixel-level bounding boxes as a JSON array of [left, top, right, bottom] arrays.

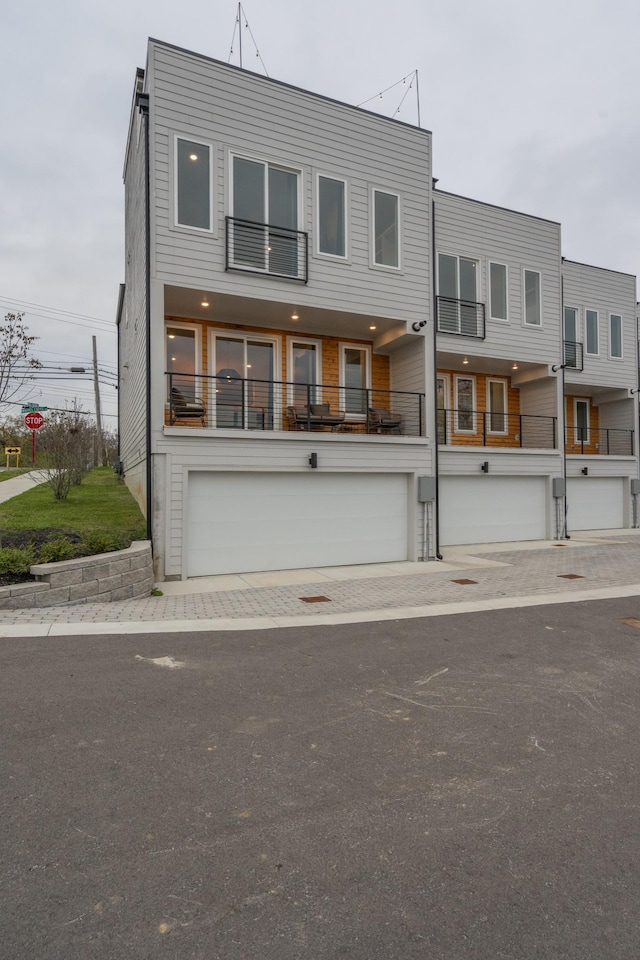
[[0, 470, 48, 503], [1, 530, 640, 638]]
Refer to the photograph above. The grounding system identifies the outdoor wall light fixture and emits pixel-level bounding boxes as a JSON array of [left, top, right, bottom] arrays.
[[551, 364, 566, 373], [309, 452, 318, 468], [411, 320, 427, 332], [581, 467, 589, 476], [480, 461, 489, 473]]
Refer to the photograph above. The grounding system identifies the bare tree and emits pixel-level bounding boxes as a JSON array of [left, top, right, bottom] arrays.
[[38, 404, 95, 500], [0, 313, 42, 408]]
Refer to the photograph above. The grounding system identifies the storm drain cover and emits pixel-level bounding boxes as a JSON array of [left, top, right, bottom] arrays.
[[552, 543, 567, 547], [451, 579, 478, 585], [557, 574, 584, 580], [299, 595, 332, 603]]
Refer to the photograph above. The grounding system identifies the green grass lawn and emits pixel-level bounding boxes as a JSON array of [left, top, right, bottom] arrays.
[[0, 467, 147, 540]]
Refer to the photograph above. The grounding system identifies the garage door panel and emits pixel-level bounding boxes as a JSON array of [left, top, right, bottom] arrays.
[[566, 478, 624, 530], [440, 476, 547, 546], [187, 472, 408, 576]]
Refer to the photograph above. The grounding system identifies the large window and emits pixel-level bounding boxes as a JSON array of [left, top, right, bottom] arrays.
[[438, 254, 480, 336], [317, 175, 346, 258], [287, 338, 321, 405], [454, 375, 475, 433], [231, 156, 300, 276], [585, 309, 599, 355], [175, 138, 212, 230], [609, 314, 623, 358], [489, 262, 508, 321], [487, 379, 507, 434], [340, 344, 371, 415], [524, 270, 541, 326], [372, 189, 399, 268]]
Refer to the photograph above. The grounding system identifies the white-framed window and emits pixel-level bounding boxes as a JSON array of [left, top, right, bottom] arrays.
[[166, 321, 202, 400], [438, 253, 480, 335], [488, 262, 508, 321], [437, 374, 449, 444], [209, 330, 280, 431], [454, 374, 476, 434], [563, 306, 578, 343], [523, 269, 542, 326], [487, 378, 508, 435], [229, 153, 302, 277], [287, 337, 322, 405], [585, 309, 599, 356], [574, 397, 590, 444], [174, 136, 213, 231], [372, 188, 400, 269], [339, 343, 371, 416], [316, 174, 347, 259], [609, 313, 623, 358]]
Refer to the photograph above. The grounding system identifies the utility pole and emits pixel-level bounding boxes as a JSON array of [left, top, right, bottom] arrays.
[[92, 335, 106, 466]]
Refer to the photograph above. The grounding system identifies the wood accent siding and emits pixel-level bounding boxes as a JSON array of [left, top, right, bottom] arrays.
[[438, 369, 520, 448]]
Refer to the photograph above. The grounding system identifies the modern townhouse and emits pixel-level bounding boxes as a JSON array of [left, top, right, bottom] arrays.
[[561, 259, 638, 531], [118, 38, 638, 581], [118, 39, 433, 581], [432, 189, 566, 545]]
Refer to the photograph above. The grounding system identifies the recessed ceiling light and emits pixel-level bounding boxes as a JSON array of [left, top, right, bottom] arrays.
[[168, 333, 176, 339], [512, 362, 519, 370], [369, 325, 377, 331], [201, 299, 210, 308], [291, 312, 299, 320], [462, 357, 469, 365]]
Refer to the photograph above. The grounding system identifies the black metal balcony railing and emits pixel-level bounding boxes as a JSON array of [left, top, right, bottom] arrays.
[[563, 340, 584, 370], [225, 216, 308, 283], [436, 296, 486, 339], [437, 408, 557, 449], [565, 426, 634, 456], [167, 372, 424, 437]]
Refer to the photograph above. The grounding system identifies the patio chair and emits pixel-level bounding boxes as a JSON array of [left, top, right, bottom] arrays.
[[367, 407, 403, 435], [170, 386, 206, 425]]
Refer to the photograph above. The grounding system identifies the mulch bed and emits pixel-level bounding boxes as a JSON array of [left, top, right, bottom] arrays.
[[0, 529, 83, 587]]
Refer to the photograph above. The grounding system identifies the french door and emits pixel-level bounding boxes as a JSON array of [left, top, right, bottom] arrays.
[[211, 333, 277, 430]]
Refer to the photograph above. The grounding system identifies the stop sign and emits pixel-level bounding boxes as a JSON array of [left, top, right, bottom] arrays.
[[24, 412, 44, 430]]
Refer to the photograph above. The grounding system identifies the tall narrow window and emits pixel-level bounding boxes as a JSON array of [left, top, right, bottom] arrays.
[[288, 339, 321, 405], [231, 155, 300, 277], [524, 270, 541, 326], [373, 189, 399, 268], [610, 314, 623, 358], [438, 254, 480, 335], [489, 262, 508, 321], [340, 345, 370, 415], [166, 325, 198, 399], [585, 309, 599, 355], [318, 176, 346, 257], [455, 376, 475, 433], [176, 138, 211, 230], [437, 375, 448, 444], [487, 379, 507, 434], [574, 398, 590, 444]]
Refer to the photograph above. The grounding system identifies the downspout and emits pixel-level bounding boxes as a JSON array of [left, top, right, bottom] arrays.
[[431, 187, 443, 559], [137, 90, 152, 541], [557, 272, 569, 539]]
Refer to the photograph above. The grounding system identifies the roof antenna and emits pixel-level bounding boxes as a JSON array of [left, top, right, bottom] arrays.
[[227, 3, 269, 76]]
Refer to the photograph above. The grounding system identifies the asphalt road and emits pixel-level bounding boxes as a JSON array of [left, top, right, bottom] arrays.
[[3, 598, 640, 959]]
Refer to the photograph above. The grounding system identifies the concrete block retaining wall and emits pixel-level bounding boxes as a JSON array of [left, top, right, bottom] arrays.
[[0, 541, 153, 610]]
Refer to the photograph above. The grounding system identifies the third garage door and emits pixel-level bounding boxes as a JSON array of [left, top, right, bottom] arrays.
[[439, 476, 548, 546]]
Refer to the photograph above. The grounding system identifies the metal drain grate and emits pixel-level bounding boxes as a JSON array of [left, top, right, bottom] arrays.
[[552, 543, 567, 547], [299, 595, 332, 603], [557, 574, 584, 579], [451, 578, 478, 585]]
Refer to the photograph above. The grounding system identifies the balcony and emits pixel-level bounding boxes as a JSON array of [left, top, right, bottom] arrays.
[[563, 340, 584, 370], [565, 426, 634, 456], [436, 297, 486, 339], [167, 372, 425, 437], [437, 408, 557, 449], [225, 216, 308, 283]]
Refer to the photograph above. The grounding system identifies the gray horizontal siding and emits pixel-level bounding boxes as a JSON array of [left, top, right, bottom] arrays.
[[434, 191, 562, 364], [438, 449, 562, 476], [148, 42, 431, 326], [562, 260, 637, 390]]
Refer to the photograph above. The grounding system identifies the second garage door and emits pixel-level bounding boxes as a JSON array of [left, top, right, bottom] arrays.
[[186, 471, 409, 576], [566, 477, 624, 531], [439, 476, 548, 546]]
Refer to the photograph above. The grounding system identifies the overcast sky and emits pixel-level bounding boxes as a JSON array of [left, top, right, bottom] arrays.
[[1, 0, 639, 423]]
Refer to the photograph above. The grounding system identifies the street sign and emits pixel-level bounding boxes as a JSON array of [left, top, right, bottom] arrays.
[[5, 446, 20, 455], [24, 412, 44, 430], [21, 404, 48, 413]]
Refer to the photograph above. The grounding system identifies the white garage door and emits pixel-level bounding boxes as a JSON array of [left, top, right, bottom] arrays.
[[186, 472, 409, 576], [439, 476, 547, 546], [566, 477, 624, 531]]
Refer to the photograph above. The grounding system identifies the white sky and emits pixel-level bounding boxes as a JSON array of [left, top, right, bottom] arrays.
[[1, 0, 639, 423]]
